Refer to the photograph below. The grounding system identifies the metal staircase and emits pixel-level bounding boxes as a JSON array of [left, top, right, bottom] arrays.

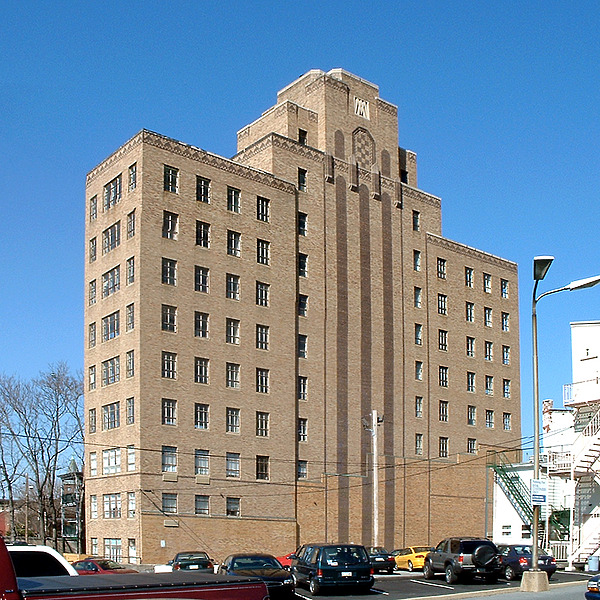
[[572, 408, 600, 474]]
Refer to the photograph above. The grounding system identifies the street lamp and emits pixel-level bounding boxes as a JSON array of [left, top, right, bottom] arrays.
[[523, 257, 600, 592]]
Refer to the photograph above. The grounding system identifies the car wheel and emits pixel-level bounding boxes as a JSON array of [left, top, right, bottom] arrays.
[[445, 564, 457, 584], [309, 578, 320, 596], [408, 560, 414, 572], [423, 561, 434, 580], [504, 565, 517, 581]]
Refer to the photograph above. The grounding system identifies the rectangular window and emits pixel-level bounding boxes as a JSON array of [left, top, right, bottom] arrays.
[[413, 249, 421, 272], [126, 350, 134, 378], [161, 304, 177, 332], [128, 163, 137, 191], [437, 258, 447, 279], [126, 303, 134, 331], [256, 368, 269, 393], [162, 258, 177, 285], [298, 212, 307, 236], [161, 446, 177, 472], [89, 323, 96, 348], [298, 168, 307, 192], [226, 407, 240, 433], [194, 358, 209, 384], [439, 437, 448, 458], [467, 405, 476, 426], [297, 460, 308, 479], [503, 379, 511, 398], [162, 493, 177, 514], [439, 366, 448, 387], [195, 449, 209, 475], [503, 412, 512, 431], [414, 287, 422, 308], [256, 455, 269, 480], [298, 253, 308, 277], [226, 453, 240, 478], [127, 210, 135, 238], [415, 433, 423, 455], [91, 538, 98, 555], [162, 351, 177, 379], [256, 411, 269, 437], [196, 176, 210, 203], [465, 267, 473, 287], [102, 222, 120, 255], [226, 497, 240, 516], [439, 400, 448, 422], [227, 186, 241, 213], [438, 329, 448, 351], [256, 281, 270, 307], [466, 336, 475, 357], [486, 410, 495, 428], [195, 312, 209, 338], [101, 356, 120, 386], [195, 403, 209, 430], [257, 239, 270, 265], [102, 447, 121, 474], [415, 323, 423, 345], [103, 493, 121, 519], [483, 307, 492, 327], [126, 397, 134, 425], [103, 174, 122, 210], [412, 210, 420, 231], [104, 538, 122, 561], [298, 294, 308, 316], [256, 324, 269, 350], [90, 495, 98, 519], [89, 196, 97, 221], [89, 408, 97, 433], [226, 274, 240, 300], [298, 129, 307, 145], [126, 257, 135, 285], [226, 318, 240, 344], [162, 398, 177, 425], [502, 345, 510, 365], [162, 211, 179, 239], [501, 279, 509, 298], [195, 266, 209, 293], [437, 294, 447, 315], [415, 361, 423, 381], [102, 266, 120, 298], [89, 280, 97, 305], [195, 495, 209, 515], [466, 302, 474, 322], [485, 341, 493, 361], [257, 196, 270, 222], [89, 365, 96, 390], [415, 396, 423, 418], [196, 221, 210, 247], [128, 492, 136, 518], [485, 375, 494, 395], [226, 363, 240, 388], [89, 237, 97, 263], [298, 334, 307, 358], [298, 376, 308, 400], [227, 230, 241, 257], [467, 438, 477, 454], [467, 371, 475, 393], [164, 165, 178, 193], [483, 273, 492, 293], [502, 312, 510, 331]]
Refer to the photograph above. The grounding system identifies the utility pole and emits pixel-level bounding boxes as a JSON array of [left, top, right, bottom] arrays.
[[25, 473, 29, 544], [363, 410, 383, 547]]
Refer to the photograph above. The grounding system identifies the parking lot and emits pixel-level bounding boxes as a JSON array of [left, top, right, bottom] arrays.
[[292, 569, 592, 599]]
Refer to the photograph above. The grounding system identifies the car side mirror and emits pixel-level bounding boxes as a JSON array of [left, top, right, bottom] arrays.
[[289, 554, 297, 560]]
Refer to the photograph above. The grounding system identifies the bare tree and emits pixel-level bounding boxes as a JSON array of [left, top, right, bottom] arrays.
[[0, 410, 22, 540]]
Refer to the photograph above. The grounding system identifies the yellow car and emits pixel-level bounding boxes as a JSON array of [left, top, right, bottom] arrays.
[[393, 546, 431, 572]]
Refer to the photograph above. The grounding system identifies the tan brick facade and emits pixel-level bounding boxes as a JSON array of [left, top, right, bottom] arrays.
[[84, 69, 521, 565]]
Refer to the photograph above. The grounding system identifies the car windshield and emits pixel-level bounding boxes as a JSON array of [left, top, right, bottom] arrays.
[[412, 547, 430, 553], [232, 556, 281, 569], [322, 546, 368, 565], [177, 552, 208, 560], [370, 547, 388, 554], [97, 560, 123, 569]]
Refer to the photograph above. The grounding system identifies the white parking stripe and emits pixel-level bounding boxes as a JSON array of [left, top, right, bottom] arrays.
[[411, 579, 455, 589]]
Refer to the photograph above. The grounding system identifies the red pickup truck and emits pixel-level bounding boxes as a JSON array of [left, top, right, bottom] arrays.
[[0, 537, 268, 600]]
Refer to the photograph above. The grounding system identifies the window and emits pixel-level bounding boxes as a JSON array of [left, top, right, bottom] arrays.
[[162, 211, 179, 239], [467, 372, 476, 393], [467, 405, 476, 426], [89, 408, 97, 433], [195, 495, 209, 515], [415, 396, 423, 418], [103, 175, 122, 210], [226, 318, 240, 344], [483, 273, 492, 293], [257, 196, 270, 222], [415, 323, 423, 345], [162, 351, 177, 379], [226, 497, 240, 516], [484, 307, 492, 327], [256, 324, 269, 350], [298, 168, 307, 191], [89, 196, 97, 221], [102, 447, 121, 474], [126, 397, 134, 425], [415, 433, 423, 455], [126, 257, 135, 285], [412, 210, 420, 231], [102, 266, 120, 298], [195, 403, 209, 429], [465, 267, 473, 287], [162, 258, 177, 285], [486, 410, 495, 428], [102, 222, 120, 255], [501, 279, 509, 298], [298, 376, 308, 400], [89, 365, 96, 390], [502, 345, 510, 365], [298, 334, 307, 358], [104, 538, 122, 561], [438, 329, 448, 351], [101, 356, 120, 386], [90, 495, 98, 519], [256, 368, 269, 393], [91, 538, 98, 555], [227, 186, 241, 213], [439, 366, 448, 387], [256, 411, 269, 437], [128, 163, 137, 191], [161, 446, 177, 472], [128, 492, 136, 518], [194, 358, 209, 384], [485, 341, 493, 361], [485, 375, 494, 395], [437, 258, 447, 279], [257, 239, 270, 265], [126, 350, 134, 378], [298, 253, 308, 277], [437, 294, 447, 315], [162, 493, 177, 514], [503, 379, 511, 398], [439, 437, 448, 458], [89, 237, 97, 263], [226, 274, 240, 300], [226, 452, 240, 477], [161, 305, 177, 332], [89, 323, 96, 348], [195, 312, 209, 338], [226, 363, 240, 388], [503, 412, 512, 431], [502, 312, 510, 331], [298, 129, 307, 145], [413, 250, 421, 271], [162, 398, 177, 425], [256, 281, 270, 306], [298, 212, 307, 236], [415, 361, 423, 381], [414, 287, 422, 308], [227, 230, 241, 257], [195, 449, 209, 475], [439, 400, 448, 422], [127, 210, 135, 238], [467, 438, 477, 454], [126, 303, 134, 331], [466, 302, 474, 322], [256, 455, 269, 480], [164, 165, 178, 193], [466, 336, 475, 357], [103, 493, 121, 519], [298, 294, 308, 316], [196, 221, 210, 247], [89, 280, 97, 305], [196, 176, 210, 203], [297, 460, 308, 479], [195, 266, 209, 293]]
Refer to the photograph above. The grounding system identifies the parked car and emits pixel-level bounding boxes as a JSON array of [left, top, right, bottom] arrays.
[[394, 546, 431, 572], [366, 546, 395, 574], [587, 574, 600, 600], [154, 550, 214, 573], [423, 537, 502, 584], [71, 558, 139, 575], [218, 553, 294, 599], [276, 552, 295, 568], [290, 543, 374, 595], [497, 544, 557, 580]]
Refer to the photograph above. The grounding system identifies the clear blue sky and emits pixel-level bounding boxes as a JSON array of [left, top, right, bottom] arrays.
[[1, 1, 599, 453]]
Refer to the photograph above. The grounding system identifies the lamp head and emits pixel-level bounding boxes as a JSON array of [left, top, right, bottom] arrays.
[[568, 275, 600, 291], [533, 256, 554, 281]]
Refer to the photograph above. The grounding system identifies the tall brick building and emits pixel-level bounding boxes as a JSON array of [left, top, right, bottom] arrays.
[[84, 69, 521, 564]]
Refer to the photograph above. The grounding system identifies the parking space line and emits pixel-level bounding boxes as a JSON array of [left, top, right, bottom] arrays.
[[411, 579, 455, 589], [371, 589, 390, 595]]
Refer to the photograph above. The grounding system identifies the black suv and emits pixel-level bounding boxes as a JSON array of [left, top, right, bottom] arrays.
[[423, 537, 502, 584], [290, 543, 374, 595]]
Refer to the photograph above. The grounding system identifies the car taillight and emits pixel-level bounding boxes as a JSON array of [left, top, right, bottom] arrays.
[[370, 567, 375, 575], [416, 554, 424, 558], [458, 554, 464, 564], [207, 561, 214, 568], [173, 564, 180, 570], [317, 569, 322, 577], [519, 557, 528, 566], [551, 558, 556, 564]]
